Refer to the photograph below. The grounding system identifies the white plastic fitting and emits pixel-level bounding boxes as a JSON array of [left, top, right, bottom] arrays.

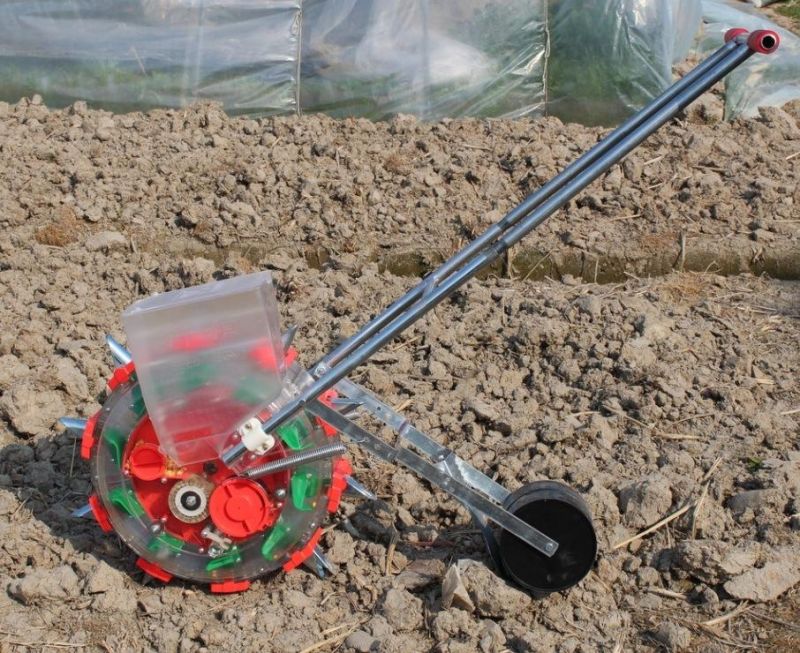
[[238, 417, 276, 455]]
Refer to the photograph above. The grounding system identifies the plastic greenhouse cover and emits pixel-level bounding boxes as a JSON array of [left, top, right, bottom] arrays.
[[545, 0, 702, 126], [701, 0, 800, 119], [0, 0, 303, 114], [299, 0, 548, 120], [0, 0, 704, 125]]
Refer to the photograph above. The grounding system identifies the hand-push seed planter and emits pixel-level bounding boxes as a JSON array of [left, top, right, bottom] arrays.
[[63, 30, 779, 595]]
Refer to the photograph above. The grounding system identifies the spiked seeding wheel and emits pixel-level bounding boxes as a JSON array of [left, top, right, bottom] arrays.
[[64, 30, 778, 595], [78, 355, 352, 592]]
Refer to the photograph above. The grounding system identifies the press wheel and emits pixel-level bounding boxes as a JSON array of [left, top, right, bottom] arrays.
[[498, 481, 597, 595]]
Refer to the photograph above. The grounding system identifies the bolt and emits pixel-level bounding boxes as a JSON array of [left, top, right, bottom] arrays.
[[182, 493, 200, 509], [274, 488, 286, 499]]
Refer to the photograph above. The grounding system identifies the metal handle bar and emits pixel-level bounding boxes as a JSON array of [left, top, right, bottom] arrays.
[[221, 30, 778, 466], [318, 30, 778, 372], [316, 38, 740, 373]]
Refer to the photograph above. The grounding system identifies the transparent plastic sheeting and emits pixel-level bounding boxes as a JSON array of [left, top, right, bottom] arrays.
[[545, 0, 702, 126], [701, 0, 800, 119], [0, 0, 706, 125], [0, 0, 303, 114]]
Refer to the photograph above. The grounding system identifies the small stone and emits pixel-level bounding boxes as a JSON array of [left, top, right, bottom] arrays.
[[394, 558, 445, 591], [0, 489, 16, 514], [55, 357, 89, 398], [431, 608, 478, 643], [326, 530, 356, 565], [0, 384, 65, 436], [345, 630, 377, 653], [365, 615, 393, 639], [8, 566, 80, 605], [459, 560, 531, 619], [618, 474, 673, 528], [635, 313, 673, 342], [242, 119, 259, 135], [727, 489, 784, 517], [85, 230, 127, 253], [0, 354, 30, 392], [479, 622, 506, 653], [637, 566, 660, 587], [95, 116, 115, 141], [674, 540, 758, 585], [574, 295, 601, 317], [724, 549, 800, 602], [652, 622, 692, 651], [380, 588, 423, 632], [442, 563, 475, 611], [618, 337, 657, 373], [25, 460, 55, 492], [202, 108, 224, 133], [85, 561, 125, 594]]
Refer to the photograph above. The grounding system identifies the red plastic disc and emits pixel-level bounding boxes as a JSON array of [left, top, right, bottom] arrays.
[[209, 478, 277, 539], [128, 443, 167, 481]]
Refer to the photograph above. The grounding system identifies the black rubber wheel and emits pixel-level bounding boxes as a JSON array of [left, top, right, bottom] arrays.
[[498, 481, 597, 595]]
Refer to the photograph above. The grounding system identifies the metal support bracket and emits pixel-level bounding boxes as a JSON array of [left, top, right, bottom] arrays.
[[306, 399, 558, 558], [332, 377, 508, 565]]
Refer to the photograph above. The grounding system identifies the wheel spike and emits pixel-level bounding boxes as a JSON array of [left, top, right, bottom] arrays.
[[106, 334, 132, 365], [71, 503, 93, 518], [344, 475, 376, 501], [281, 325, 298, 353], [59, 417, 87, 434], [330, 397, 363, 416], [303, 546, 335, 578]]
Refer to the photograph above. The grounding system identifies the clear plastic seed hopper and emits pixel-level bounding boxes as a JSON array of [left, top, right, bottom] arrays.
[[63, 29, 779, 595]]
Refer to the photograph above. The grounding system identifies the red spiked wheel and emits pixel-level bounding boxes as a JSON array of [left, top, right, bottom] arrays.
[[81, 359, 350, 590]]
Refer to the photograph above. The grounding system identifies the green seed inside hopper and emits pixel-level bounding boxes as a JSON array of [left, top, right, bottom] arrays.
[[179, 361, 217, 392]]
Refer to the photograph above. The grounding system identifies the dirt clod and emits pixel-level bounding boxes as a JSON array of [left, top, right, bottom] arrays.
[[723, 548, 800, 602], [379, 588, 423, 632], [8, 565, 80, 605], [652, 621, 693, 651], [459, 560, 531, 619], [618, 474, 673, 528]]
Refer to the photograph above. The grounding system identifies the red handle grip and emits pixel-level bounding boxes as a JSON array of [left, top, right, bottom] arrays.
[[748, 30, 780, 55], [724, 28, 748, 44]]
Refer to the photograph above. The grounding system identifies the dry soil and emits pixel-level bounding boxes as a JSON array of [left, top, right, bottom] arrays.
[[0, 95, 799, 652]]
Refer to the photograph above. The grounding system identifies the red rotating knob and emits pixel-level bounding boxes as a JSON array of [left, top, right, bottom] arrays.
[[128, 443, 166, 481], [209, 478, 278, 539]]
